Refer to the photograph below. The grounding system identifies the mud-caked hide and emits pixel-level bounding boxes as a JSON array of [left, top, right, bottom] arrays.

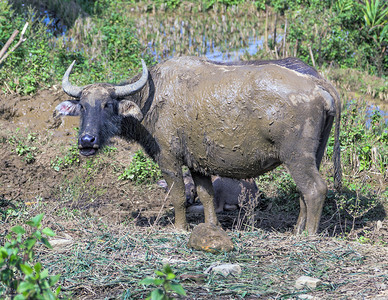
[[56, 56, 342, 235]]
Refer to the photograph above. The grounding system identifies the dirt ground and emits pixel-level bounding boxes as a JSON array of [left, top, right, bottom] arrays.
[[0, 88, 387, 299]]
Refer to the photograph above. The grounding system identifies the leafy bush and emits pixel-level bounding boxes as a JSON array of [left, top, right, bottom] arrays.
[[327, 101, 387, 175], [119, 150, 162, 184], [0, 0, 148, 94], [140, 264, 186, 300], [285, 0, 387, 75], [0, 214, 61, 299], [335, 182, 384, 221]]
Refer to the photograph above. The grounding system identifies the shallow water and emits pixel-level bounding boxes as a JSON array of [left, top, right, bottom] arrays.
[[133, 9, 279, 62]]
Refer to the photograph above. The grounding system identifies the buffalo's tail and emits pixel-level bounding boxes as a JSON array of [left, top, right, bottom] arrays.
[[332, 87, 342, 192]]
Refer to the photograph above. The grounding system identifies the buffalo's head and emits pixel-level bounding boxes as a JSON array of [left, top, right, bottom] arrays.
[[55, 60, 148, 156]]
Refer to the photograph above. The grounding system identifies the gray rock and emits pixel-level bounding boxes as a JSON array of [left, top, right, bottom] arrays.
[[295, 276, 322, 289], [204, 263, 242, 277]]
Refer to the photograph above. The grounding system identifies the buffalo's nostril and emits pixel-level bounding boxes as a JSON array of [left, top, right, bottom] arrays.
[[80, 134, 98, 148]]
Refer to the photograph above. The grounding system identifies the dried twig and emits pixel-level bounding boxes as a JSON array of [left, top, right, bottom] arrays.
[[0, 22, 29, 65], [308, 44, 316, 67], [152, 182, 174, 230], [264, 5, 269, 52], [0, 30, 18, 59]]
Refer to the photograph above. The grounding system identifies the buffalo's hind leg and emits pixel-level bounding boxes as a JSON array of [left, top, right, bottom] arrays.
[[191, 172, 219, 225], [285, 158, 327, 235]]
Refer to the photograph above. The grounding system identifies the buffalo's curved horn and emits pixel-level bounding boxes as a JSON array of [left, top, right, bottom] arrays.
[[114, 59, 148, 97], [62, 60, 83, 98]]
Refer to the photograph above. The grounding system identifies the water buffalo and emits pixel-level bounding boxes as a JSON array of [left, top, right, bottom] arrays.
[[56, 56, 342, 234]]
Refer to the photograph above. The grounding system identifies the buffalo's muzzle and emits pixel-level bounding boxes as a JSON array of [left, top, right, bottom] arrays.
[[79, 134, 99, 156]]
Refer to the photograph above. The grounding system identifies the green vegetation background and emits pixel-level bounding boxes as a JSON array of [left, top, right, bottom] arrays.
[[0, 0, 387, 95]]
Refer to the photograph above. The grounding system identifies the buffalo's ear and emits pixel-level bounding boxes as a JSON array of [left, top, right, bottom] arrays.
[[55, 100, 81, 116], [118, 100, 143, 121]]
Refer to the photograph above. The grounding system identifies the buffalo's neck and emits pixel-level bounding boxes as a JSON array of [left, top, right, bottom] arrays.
[[120, 115, 160, 161], [120, 70, 161, 161]]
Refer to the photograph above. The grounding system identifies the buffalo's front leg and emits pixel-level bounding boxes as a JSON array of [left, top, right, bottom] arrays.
[[191, 172, 219, 225], [161, 170, 188, 231]]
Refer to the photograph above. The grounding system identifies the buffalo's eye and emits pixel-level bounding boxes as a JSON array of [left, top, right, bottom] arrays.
[[104, 102, 114, 109]]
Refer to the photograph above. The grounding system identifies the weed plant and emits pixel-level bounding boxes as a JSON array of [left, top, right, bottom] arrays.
[[0, 214, 60, 299], [235, 185, 261, 231], [7, 129, 38, 164], [326, 99, 387, 176], [119, 150, 162, 185], [51, 143, 80, 171], [140, 264, 186, 300]]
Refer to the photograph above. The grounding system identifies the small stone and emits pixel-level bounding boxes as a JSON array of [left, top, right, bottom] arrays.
[[376, 220, 383, 231], [49, 239, 73, 248], [297, 294, 315, 299], [188, 223, 234, 253], [295, 276, 322, 289], [204, 263, 242, 277], [157, 179, 168, 191]]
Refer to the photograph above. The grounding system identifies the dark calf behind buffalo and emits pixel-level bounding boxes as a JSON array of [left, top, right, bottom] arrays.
[[56, 56, 341, 235], [182, 167, 260, 213]]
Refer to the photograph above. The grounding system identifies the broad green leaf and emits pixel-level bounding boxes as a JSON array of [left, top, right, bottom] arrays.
[[16, 233, 23, 243], [30, 214, 44, 228], [34, 262, 42, 273], [0, 247, 9, 258], [49, 274, 61, 286], [55, 286, 61, 296], [14, 295, 26, 300], [153, 278, 163, 286], [42, 289, 56, 300], [40, 269, 49, 280], [11, 226, 25, 234], [140, 277, 157, 285], [17, 281, 35, 293], [20, 263, 33, 275], [150, 288, 165, 300], [42, 227, 56, 237], [155, 270, 165, 277], [41, 237, 53, 249], [26, 220, 35, 227], [165, 273, 175, 280], [170, 283, 186, 296], [33, 230, 42, 239], [25, 237, 37, 251]]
